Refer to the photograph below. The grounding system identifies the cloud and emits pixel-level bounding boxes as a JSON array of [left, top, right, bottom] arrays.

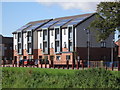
[[59, 2, 98, 12], [35, 0, 115, 12]]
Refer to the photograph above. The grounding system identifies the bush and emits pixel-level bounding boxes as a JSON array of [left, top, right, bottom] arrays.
[[2, 67, 120, 88]]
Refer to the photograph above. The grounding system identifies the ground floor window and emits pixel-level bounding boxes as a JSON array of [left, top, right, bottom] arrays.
[[28, 56, 32, 59], [56, 56, 61, 61], [19, 56, 22, 60], [66, 55, 71, 60]]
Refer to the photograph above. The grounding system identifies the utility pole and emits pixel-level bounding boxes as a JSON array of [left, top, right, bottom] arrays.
[[84, 29, 90, 68]]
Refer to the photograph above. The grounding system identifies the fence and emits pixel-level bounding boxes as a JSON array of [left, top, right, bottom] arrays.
[[1, 60, 120, 71]]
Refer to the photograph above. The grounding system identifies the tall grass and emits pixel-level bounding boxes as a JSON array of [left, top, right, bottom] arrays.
[[2, 67, 120, 88]]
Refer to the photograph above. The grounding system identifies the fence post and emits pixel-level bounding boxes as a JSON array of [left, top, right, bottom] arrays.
[[37, 60, 39, 68], [118, 61, 120, 71], [72, 63, 74, 69], [112, 62, 114, 71], [66, 60, 69, 69], [53, 65, 55, 69], [45, 60, 47, 68], [77, 60, 80, 69], [22, 61, 24, 67], [12, 60, 14, 67], [41, 60, 42, 68], [3, 60, 5, 67], [49, 64, 51, 68], [82, 60, 84, 70]]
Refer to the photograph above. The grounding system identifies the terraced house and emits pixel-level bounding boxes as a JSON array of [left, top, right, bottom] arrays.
[[13, 13, 115, 66]]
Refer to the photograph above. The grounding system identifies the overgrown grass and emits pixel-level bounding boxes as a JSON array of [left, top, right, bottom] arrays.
[[2, 67, 120, 88]]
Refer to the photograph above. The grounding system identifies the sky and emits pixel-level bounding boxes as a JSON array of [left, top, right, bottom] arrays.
[[1, 0, 117, 40], [1, 1, 99, 37]]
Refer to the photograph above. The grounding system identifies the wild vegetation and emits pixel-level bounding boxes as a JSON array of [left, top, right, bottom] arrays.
[[2, 67, 120, 88]]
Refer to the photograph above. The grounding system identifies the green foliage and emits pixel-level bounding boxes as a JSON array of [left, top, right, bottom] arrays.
[[2, 67, 120, 88], [89, 1, 120, 41]]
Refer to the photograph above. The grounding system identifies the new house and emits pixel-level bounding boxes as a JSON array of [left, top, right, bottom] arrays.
[[12, 13, 115, 66]]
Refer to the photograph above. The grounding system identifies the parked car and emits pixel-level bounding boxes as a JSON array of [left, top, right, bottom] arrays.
[[24, 59, 28, 66], [28, 59, 35, 66], [19, 60, 24, 66]]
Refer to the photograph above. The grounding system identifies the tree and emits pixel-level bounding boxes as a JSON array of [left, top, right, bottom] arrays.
[[89, 1, 120, 41]]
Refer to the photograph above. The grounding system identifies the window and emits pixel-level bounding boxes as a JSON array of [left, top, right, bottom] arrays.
[[51, 30, 53, 36], [25, 33, 27, 38], [66, 55, 70, 60], [15, 45, 17, 50], [118, 35, 120, 38], [64, 29, 66, 35], [10, 57, 12, 60], [101, 29, 105, 33], [40, 43, 42, 49], [64, 42, 66, 48], [28, 31, 31, 37], [4, 47, 7, 50], [0, 46, 1, 51], [56, 56, 61, 60], [25, 44, 26, 49], [69, 27, 72, 33], [101, 42, 106, 47], [4, 57, 7, 60], [10, 47, 12, 50], [51, 43, 53, 48], [87, 41, 90, 47], [40, 31, 42, 37], [28, 56, 32, 59]]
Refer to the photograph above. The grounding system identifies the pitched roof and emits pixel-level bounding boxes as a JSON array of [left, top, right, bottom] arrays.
[[12, 19, 52, 34], [13, 13, 94, 33], [49, 13, 93, 29]]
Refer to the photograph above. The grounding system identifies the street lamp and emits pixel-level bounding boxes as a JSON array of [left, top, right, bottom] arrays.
[[77, 56, 80, 69], [111, 38, 114, 70], [84, 29, 90, 68]]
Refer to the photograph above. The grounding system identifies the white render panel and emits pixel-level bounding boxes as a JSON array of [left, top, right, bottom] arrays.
[[13, 34, 17, 50], [62, 28, 68, 48], [23, 32, 27, 49], [38, 31, 43, 49], [76, 15, 113, 48], [49, 29, 55, 48]]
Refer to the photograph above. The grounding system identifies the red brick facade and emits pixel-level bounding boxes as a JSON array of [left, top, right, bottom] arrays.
[[115, 39, 120, 58]]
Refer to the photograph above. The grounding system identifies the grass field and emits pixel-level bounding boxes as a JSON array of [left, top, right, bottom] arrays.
[[2, 67, 120, 88]]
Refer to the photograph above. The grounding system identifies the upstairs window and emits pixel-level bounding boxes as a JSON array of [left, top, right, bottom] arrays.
[[64, 42, 66, 48], [15, 45, 17, 50], [87, 41, 90, 47], [69, 27, 72, 33], [25, 44, 26, 49], [28, 31, 31, 37], [10, 47, 12, 50], [4, 47, 7, 50], [64, 29, 66, 35], [40, 43, 42, 49], [51, 30, 53, 36], [101, 42, 106, 48], [40, 31, 42, 37], [51, 43, 53, 48], [101, 29, 105, 33]]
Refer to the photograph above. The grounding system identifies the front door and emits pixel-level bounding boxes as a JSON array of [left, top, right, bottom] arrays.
[[50, 56, 54, 67]]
